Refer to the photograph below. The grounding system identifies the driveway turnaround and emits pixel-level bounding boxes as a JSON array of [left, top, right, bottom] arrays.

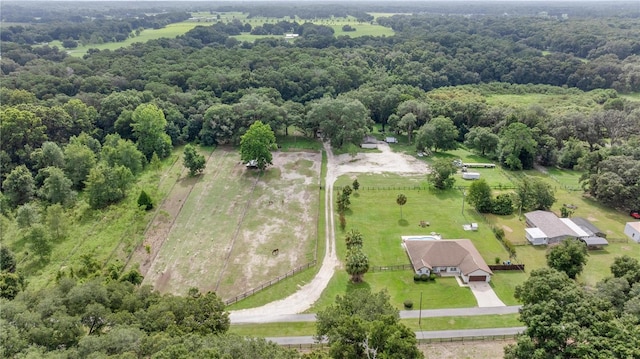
[[468, 282, 506, 307]]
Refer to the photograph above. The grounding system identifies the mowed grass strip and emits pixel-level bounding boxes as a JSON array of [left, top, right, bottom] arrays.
[[228, 314, 521, 337]]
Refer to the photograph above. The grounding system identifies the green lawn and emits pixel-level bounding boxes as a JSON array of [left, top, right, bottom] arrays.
[[229, 314, 521, 337], [485, 93, 598, 113]]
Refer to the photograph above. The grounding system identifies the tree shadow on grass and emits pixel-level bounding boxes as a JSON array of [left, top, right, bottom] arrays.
[[398, 219, 409, 226], [346, 279, 371, 294]]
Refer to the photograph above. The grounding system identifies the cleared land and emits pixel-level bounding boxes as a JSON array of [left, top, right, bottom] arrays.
[[52, 12, 394, 57], [135, 147, 321, 300]]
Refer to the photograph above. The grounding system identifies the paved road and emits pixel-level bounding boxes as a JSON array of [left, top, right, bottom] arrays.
[[231, 305, 522, 324], [266, 327, 526, 345]]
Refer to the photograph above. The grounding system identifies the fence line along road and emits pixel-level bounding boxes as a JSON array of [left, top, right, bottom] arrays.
[[266, 327, 526, 346], [230, 305, 522, 324]]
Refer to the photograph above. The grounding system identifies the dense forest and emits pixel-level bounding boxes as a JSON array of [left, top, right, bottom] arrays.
[[1, 1, 640, 357]]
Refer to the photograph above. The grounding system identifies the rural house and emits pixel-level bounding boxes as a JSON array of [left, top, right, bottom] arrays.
[[625, 222, 640, 243], [403, 238, 493, 283], [524, 211, 608, 247]]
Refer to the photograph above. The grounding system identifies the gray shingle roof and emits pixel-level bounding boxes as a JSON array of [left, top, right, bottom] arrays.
[[571, 217, 604, 237], [404, 239, 492, 276], [524, 210, 577, 239]]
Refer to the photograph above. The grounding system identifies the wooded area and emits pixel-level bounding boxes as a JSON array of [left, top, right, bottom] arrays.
[[1, 1, 640, 357]]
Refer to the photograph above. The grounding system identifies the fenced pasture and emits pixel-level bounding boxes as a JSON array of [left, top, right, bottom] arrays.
[[139, 148, 321, 300]]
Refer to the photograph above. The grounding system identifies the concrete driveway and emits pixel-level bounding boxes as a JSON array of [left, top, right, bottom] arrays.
[[468, 282, 506, 307]]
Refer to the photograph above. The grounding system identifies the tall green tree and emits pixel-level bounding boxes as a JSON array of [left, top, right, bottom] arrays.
[[183, 144, 206, 176], [464, 126, 499, 157], [239, 121, 276, 171], [515, 177, 556, 214], [101, 134, 146, 175], [415, 116, 459, 152], [84, 164, 134, 209], [466, 179, 493, 213], [27, 224, 51, 260], [398, 113, 418, 144], [428, 158, 457, 189], [2, 165, 35, 208], [131, 103, 172, 160], [499, 122, 537, 170], [306, 97, 372, 148], [0, 107, 47, 165], [40, 167, 75, 205], [546, 239, 588, 280], [45, 204, 69, 241], [316, 288, 422, 359], [64, 142, 97, 190]]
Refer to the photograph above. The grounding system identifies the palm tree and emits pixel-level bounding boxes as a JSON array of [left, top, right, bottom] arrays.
[[396, 193, 407, 219]]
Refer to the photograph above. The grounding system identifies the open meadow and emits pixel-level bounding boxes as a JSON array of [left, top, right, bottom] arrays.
[[50, 12, 394, 57], [132, 147, 322, 301]]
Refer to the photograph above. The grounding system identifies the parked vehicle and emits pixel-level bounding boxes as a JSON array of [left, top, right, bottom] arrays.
[[631, 210, 640, 219]]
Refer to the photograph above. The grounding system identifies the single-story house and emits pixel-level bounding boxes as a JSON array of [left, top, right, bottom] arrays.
[[625, 222, 640, 243], [403, 238, 493, 283], [524, 211, 608, 247]]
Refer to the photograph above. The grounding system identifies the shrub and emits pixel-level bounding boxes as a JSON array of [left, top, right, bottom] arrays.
[[420, 274, 429, 282], [495, 257, 501, 264], [492, 194, 514, 215], [492, 226, 505, 241], [503, 239, 516, 256], [137, 190, 153, 211], [413, 274, 421, 281], [404, 300, 413, 309], [429, 273, 437, 281]]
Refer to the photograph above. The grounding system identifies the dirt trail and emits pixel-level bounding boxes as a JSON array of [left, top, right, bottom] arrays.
[[229, 141, 428, 322]]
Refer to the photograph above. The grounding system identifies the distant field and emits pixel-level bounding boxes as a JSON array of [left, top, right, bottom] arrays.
[[45, 12, 393, 57], [485, 93, 600, 113]]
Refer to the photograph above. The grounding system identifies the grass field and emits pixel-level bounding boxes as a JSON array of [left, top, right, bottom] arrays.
[[139, 147, 322, 301], [485, 93, 599, 113], [50, 12, 394, 57]]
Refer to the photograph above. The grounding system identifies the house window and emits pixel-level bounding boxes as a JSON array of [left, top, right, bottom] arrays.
[[448, 267, 457, 272]]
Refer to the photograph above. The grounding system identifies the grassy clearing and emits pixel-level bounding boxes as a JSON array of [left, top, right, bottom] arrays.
[[228, 314, 521, 337], [485, 93, 598, 112], [3, 150, 183, 290], [55, 12, 393, 57]]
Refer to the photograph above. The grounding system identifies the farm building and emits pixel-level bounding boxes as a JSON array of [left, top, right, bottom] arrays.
[[403, 238, 492, 283], [625, 222, 640, 243], [524, 211, 608, 247]]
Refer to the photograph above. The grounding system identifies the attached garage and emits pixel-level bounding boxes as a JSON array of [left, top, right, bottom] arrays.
[[469, 275, 487, 282]]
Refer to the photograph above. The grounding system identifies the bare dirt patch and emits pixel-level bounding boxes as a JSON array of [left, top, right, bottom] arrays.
[[420, 340, 513, 359], [502, 225, 513, 233], [333, 142, 428, 177]]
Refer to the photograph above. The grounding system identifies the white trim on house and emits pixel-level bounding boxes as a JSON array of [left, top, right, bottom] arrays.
[[525, 227, 548, 245], [559, 218, 590, 238]]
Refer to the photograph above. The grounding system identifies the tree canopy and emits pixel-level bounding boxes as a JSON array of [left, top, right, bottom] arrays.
[[239, 120, 276, 171]]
